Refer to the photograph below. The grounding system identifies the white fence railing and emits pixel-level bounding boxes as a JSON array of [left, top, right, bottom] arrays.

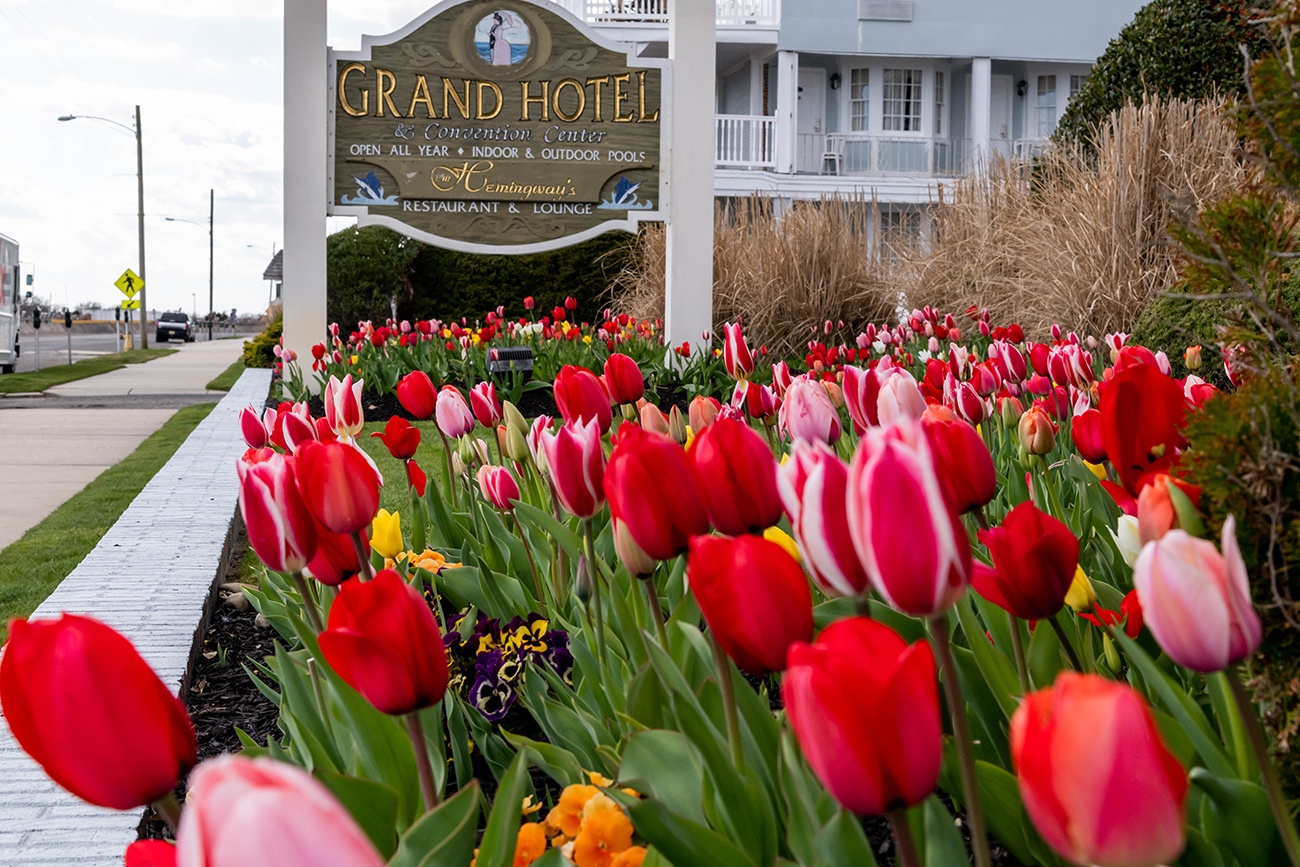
[[551, 0, 779, 26], [798, 133, 971, 176], [716, 115, 777, 168]]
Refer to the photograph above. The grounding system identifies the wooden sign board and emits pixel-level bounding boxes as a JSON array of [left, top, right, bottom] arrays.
[[329, 0, 667, 254]]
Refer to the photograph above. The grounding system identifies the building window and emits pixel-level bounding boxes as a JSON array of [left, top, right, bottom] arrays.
[[1069, 74, 1087, 99], [850, 68, 869, 132], [882, 68, 923, 132], [934, 71, 945, 136], [1036, 74, 1057, 137]]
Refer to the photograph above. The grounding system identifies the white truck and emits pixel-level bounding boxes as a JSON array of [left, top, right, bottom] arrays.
[[0, 234, 19, 374]]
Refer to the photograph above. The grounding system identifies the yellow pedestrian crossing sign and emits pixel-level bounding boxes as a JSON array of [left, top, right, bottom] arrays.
[[115, 269, 143, 298], [121, 299, 140, 310]]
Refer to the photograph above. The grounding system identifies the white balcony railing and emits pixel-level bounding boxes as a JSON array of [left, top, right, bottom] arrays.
[[797, 133, 971, 176], [716, 115, 777, 168], [551, 0, 779, 27]]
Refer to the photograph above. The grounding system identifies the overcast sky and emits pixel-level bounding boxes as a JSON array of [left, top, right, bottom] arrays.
[[0, 0, 433, 319]]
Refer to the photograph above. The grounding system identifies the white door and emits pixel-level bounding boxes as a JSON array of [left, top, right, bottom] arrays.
[[797, 69, 825, 173], [990, 75, 1013, 159]]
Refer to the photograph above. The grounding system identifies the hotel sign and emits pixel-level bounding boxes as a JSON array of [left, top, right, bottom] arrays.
[[329, 0, 667, 253]]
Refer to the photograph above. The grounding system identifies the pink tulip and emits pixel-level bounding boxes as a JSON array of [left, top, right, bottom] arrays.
[[435, 385, 475, 438], [239, 405, 269, 449], [875, 369, 927, 426], [943, 374, 987, 426], [540, 419, 606, 518], [477, 465, 520, 511], [237, 451, 318, 573], [842, 364, 883, 432], [771, 360, 794, 397], [779, 440, 871, 598], [779, 376, 841, 444], [527, 415, 554, 472], [639, 402, 671, 435], [688, 395, 721, 431], [323, 374, 364, 439], [176, 755, 385, 867], [469, 381, 502, 428], [279, 410, 318, 454], [1133, 515, 1261, 673], [848, 419, 970, 616], [722, 322, 754, 379], [990, 340, 1028, 383]]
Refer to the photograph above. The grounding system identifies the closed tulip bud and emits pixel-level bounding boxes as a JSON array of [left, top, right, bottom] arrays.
[[848, 418, 971, 617], [324, 375, 365, 439], [477, 465, 520, 511], [1000, 395, 1023, 428], [237, 451, 318, 573], [369, 509, 403, 560], [687, 535, 814, 675], [239, 405, 269, 449], [295, 441, 381, 536], [469, 381, 502, 428], [722, 321, 755, 380], [396, 371, 437, 419], [1184, 344, 1203, 371], [975, 502, 1079, 620], [639, 402, 670, 435], [1070, 408, 1107, 464], [501, 401, 531, 462], [689, 395, 721, 431], [875, 368, 927, 425], [667, 405, 688, 444], [772, 360, 794, 396], [176, 755, 386, 867], [435, 385, 476, 439], [528, 415, 554, 473], [1018, 405, 1056, 455], [785, 617, 940, 816], [554, 365, 613, 433], [920, 406, 996, 515], [691, 416, 782, 536], [0, 614, 197, 809], [1134, 515, 1260, 673], [822, 379, 845, 409], [779, 375, 842, 444], [779, 440, 872, 598], [605, 423, 709, 559], [541, 419, 607, 518], [319, 569, 449, 715], [613, 517, 657, 578], [1011, 673, 1187, 867], [603, 353, 645, 405], [370, 415, 421, 461], [574, 554, 593, 603]]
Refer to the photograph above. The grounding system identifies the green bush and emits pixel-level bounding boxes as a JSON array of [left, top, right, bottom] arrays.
[[1055, 0, 1263, 149], [242, 311, 282, 369], [327, 226, 421, 328]]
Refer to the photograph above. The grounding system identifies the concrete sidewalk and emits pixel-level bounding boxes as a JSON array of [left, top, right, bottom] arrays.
[[0, 339, 250, 550]]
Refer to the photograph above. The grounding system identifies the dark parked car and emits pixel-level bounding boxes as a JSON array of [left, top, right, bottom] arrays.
[[156, 312, 194, 343]]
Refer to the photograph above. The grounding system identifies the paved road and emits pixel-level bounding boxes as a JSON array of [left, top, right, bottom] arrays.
[[8, 329, 253, 373]]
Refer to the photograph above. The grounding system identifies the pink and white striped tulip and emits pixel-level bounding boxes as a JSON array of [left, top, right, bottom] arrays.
[[236, 452, 317, 574], [943, 374, 987, 426], [1133, 516, 1261, 673], [779, 440, 871, 598], [279, 410, 318, 454], [540, 418, 606, 519], [842, 362, 885, 432], [722, 322, 754, 380], [778, 376, 841, 444], [435, 385, 476, 439], [239, 406, 269, 449], [527, 415, 554, 473], [323, 375, 364, 440], [476, 465, 520, 511], [469, 381, 502, 428], [847, 419, 971, 616]]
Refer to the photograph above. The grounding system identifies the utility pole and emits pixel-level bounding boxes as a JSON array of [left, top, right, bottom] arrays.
[[208, 188, 214, 341], [136, 104, 149, 349]]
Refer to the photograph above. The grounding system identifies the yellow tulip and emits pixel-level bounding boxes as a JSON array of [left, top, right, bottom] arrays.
[[763, 526, 801, 563], [1064, 565, 1097, 611], [369, 509, 403, 560]]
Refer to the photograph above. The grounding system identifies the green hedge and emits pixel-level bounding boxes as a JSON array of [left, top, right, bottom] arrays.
[[242, 311, 282, 368]]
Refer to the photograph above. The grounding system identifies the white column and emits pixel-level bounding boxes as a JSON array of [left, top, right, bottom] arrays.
[[749, 56, 763, 116], [664, 0, 716, 350], [283, 0, 329, 392], [774, 50, 798, 174], [970, 57, 991, 170]]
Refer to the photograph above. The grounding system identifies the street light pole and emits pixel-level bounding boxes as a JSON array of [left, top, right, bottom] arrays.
[[208, 188, 214, 341]]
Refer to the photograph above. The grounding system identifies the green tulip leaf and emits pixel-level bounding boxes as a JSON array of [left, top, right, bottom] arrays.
[[514, 502, 585, 562], [922, 796, 971, 867], [475, 752, 534, 867], [317, 769, 401, 859], [529, 850, 574, 866], [387, 781, 480, 867], [812, 809, 878, 867], [1191, 768, 1284, 866], [619, 730, 707, 825], [627, 798, 760, 867], [501, 730, 584, 787], [1026, 617, 1063, 690]]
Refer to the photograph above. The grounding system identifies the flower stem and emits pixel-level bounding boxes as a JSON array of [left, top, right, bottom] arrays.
[[1008, 611, 1030, 695], [153, 792, 182, 834], [436, 426, 454, 502], [1047, 615, 1085, 672], [581, 518, 607, 668], [513, 512, 547, 616], [887, 808, 921, 867], [290, 571, 324, 632], [351, 532, 375, 581], [1227, 667, 1300, 866], [710, 632, 745, 773], [405, 711, 440, 813], [929, 613, 992, 867], [642, 576, 670, 647]]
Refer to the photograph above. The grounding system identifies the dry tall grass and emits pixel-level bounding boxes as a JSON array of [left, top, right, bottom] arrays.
[[611, 196, 901, 355], [901, 98, 1246, 337]]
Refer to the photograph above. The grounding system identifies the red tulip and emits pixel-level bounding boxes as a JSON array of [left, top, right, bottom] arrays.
[[0, 614, 197, 809], [603, 353, 645, 405], [920, 405, 996, 515], [605, 423, 708, 559], [1133, 515, 1261, 673], [779, 375, 842, 444], [295, 440, 381, 535], [1070, 408, 1107, 464], [280, 409, 318, 454], [305, 525, 366, 586], [540, 418, 606, 518], [468, 381, 502, 428], [974, 502, 1079, 620], [477, 465, 520, 511], [237, 451, 318, 573], [1099, 363, 1187, 496], [1182, 374, 1218, 409], [323, 374, 365, 439], [435, 385, 475, 438], [370, 416, 421, 461], [318, 569, 449, 715], [687, 535, 813, 675], [1011, 673, 1187, 867], [690, 417, 782, 536], [785, 617, 940, 816], [126, 840, 176, 867], [722, 322, 754, 379], [554, 365, 613, 433], [779, 440, 871, 598], [990, 340, 1028, 384], [176, 755, 385, 867], [848, 418, 970, 617], [396, 371, 437, 419], [942, 374, 987, 426]]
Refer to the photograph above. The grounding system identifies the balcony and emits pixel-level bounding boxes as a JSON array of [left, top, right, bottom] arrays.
[[716, 115, 776, 168], [551, 0, 780, 27], [801, 133, 971, 176]]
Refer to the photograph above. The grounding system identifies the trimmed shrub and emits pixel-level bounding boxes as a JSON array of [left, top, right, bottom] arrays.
[[242, 310, 282, 369], [327, 226, 420, 327]]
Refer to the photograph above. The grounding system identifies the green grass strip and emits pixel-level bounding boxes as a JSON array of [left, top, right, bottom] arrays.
[[0, 402, 215, 642], [0, 348, 177, 394], [205, 359, 247, 392]]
